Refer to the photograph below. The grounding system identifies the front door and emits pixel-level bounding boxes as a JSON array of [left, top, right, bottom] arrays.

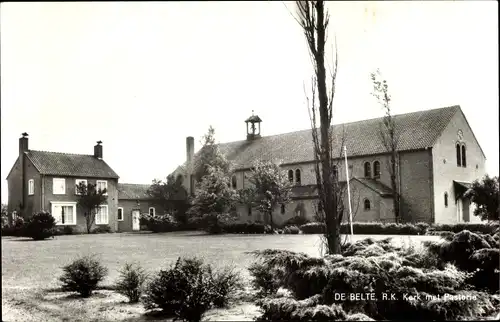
[[132, 210, 140, 231], [456, 199, 463, 223]]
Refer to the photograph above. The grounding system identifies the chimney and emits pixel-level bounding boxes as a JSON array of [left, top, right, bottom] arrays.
[[186, 136, 194, 164], [94, 141, 103, 159], [19, 133, 29, 213]]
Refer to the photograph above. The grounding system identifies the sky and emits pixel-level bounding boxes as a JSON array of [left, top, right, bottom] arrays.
[[1, 1, 498, 204]]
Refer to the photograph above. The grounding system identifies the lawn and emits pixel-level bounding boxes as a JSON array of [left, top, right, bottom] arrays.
[[2, 232, 440, 321]]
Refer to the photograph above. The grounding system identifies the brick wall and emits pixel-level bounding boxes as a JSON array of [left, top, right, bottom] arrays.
[[117, 199, 164, 232]]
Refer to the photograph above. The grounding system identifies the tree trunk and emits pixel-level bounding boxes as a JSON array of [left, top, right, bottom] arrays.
[[268, 210, 274, 229], [391, 150, 400, 223], [316, 1, 340, 255]]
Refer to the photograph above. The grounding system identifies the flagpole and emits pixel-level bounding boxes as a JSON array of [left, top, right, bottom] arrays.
[[344, 145, 354, 243]]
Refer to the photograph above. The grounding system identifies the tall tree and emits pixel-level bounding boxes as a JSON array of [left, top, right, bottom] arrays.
[[247, 160, 292, 229], [295, 0, 341, 254], [194, 126, 230, 182], [464, 175, 499, 221], [147, 175, 190, 225], [76, 182, 108, 234], [370, 69, 401, 222], [187, 165, 238, 234]]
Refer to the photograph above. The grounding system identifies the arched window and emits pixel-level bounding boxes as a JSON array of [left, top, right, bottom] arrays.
[[364, 162, 371, 178], [288, 170, 294, 183], [461, 144, 466, 168], [456, 143, 461, 166], [149, 207, 155, 216], [444, 192, 448, 207], [231, 175, 237, 189], [364, 199, 371, 211], [295, 169, 301, 185], [332, 165, 338, 181], [373, 161, 380, 178], [281, 204, 285, 214]]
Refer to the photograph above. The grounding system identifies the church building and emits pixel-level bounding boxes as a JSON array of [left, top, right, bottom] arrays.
[[173, 105, 486, 225]]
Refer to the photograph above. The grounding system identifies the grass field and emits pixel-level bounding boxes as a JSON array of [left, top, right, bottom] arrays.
[[1, 232, 440, 321]]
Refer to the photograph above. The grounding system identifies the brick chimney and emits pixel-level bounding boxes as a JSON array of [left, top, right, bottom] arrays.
[[186, 136, 195, 195], [19, 133, 29, 213], [94, 141, 103, 159], [186, 136, 194, 164]]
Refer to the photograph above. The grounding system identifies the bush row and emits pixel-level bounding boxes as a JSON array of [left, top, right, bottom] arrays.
[[59, 255, 243, 322], [223, 223, 274, 234], [249, 231, 500, 321], [299, 221, 499, 235]]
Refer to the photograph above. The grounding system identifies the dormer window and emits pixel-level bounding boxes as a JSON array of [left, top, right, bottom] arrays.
[[295, 169, 301, 186], [288, 170, 294, 184], [364, 162, 371, 178], [373, 161, 381, 178]]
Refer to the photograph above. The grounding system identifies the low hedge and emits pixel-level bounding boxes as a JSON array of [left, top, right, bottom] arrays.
[[223, 223, 274, 234], [299, 221, 499, 235]]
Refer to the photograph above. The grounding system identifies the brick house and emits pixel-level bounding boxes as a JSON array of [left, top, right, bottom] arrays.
[[6, 135, 120, 232], [173, 105, 486, 225], [117, 183, 164, 232]]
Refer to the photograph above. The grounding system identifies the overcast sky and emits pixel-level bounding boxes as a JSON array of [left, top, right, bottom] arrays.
[[1, 1, 498, 204]]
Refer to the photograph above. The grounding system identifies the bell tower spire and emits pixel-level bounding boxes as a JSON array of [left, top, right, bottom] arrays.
[[245, 111, 262, 140]]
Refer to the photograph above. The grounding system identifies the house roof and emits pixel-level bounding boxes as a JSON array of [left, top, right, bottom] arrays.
[[176, 105, 460, 173], [118, 183, 152, 200], [24, 150, 119, 179], [353, 178, 393, 197]]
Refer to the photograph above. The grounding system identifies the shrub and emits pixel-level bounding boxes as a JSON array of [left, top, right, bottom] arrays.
[[24, 211, 56, 240], [59, 255, 108, 297], [223, 223, 268, 234], [256, 296, 346, 321], [1, 217, 25, 237], [430, 223, 499, 234], [345, 313, 375, 321], [92, 225, 112, 234], [143, 257, 243, 322], [115, 263, 148, 303], [283, 225, 300, 234], [300, 222, 326, 234], [54, 225, 75, 236], [283, 216, 310, 227], [248, 262, 281, 297], [141, 213, 178, 233]]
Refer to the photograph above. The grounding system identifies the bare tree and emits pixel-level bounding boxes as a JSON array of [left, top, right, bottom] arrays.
[[370, 69, 401, 222], [294, 1, 341, 254]]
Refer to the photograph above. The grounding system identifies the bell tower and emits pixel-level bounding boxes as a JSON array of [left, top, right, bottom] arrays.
[[245, 110, 262, 140]]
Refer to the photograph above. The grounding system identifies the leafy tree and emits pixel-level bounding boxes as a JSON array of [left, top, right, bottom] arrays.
[[1, 204, 8, 228], [294, 0, 341, 254], [194, 126, 231, 182], [76, 182, 108, 234], [464, 175, 499, 221], [147, 175, 190, 225], [371, 69, 402, 223], [187, 165, 238, 234], [247, 160, 292, 229]]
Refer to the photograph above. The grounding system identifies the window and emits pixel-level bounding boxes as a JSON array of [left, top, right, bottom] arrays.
[[295, 169, 301, 186], [364, 162, 371, 178], [75, 179, 87, 194], [51, 202, 77, 225], [373, 161, 381, 178], [95, 205, 109, 225], [364, 199, 371, 211], [96, 180, 108, 195], [231, 175, 237, 189], [461, 144, 466, 168], [281, 204, 285, 214], [149, 207, 155, 216], [12, 211, 18, 221], [248, 205, 252, 216], [53, 178, 66, 195], [288, 170, 294, 183], [332, 165, 338, 181], [456, 143, 461, 166], [117, 207, 124, 221], [28, 179, 34, 195], [444, 192, 448, 207]]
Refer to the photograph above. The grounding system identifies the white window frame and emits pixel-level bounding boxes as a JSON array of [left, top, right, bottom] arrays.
[[50, 201, 77, 225], [28, 179, 34, 195], [53, 178, 66, 195], [96, 180, 108, 195], [149, 207, 155, 216], [117, 207, 124, 221], [95, 205, 109, 225], [75, 179, 88, 195]]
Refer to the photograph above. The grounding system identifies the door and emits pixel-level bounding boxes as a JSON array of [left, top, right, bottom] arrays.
[[132, 210, 141, 231], [456, 199, 463, 223]]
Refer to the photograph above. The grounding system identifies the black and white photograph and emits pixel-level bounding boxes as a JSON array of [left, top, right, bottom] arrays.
[[1, 1, 499, 321]]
